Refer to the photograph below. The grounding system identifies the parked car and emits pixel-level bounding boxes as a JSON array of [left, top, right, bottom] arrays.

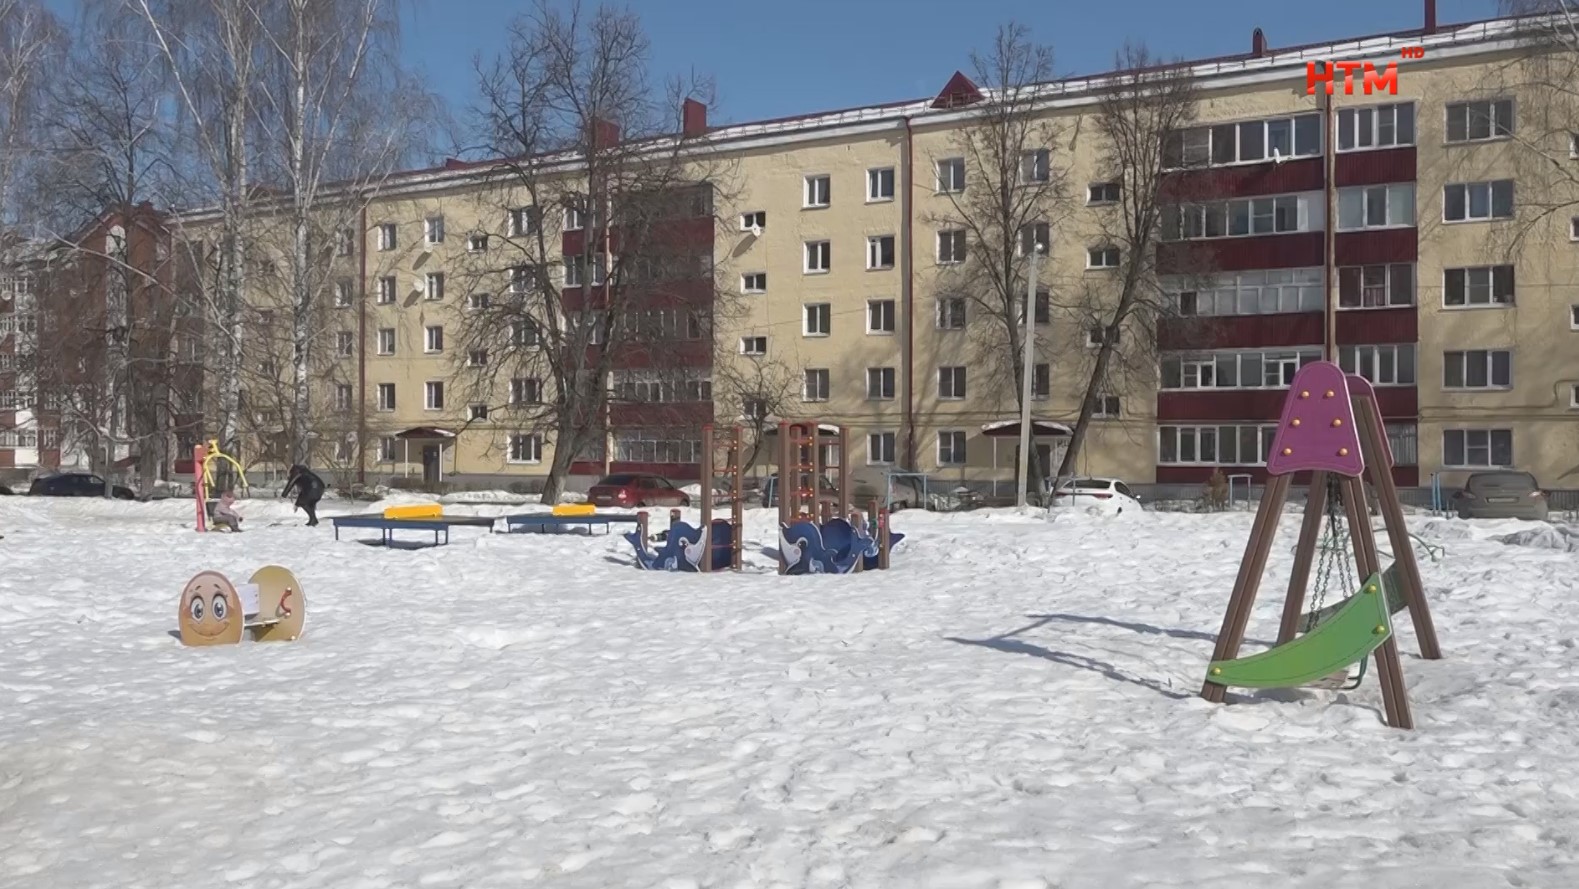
[[28, 472, 137, 500], [760, 471, 926, 512], [1451, 471, 1548, 521], [586, 473, 691, 508], [1047, 477, 1143, 515]]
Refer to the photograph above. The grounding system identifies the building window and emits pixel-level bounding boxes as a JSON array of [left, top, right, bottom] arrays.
[[739, 398, 768, 420], [739, 336, 767, 356], [507, 206, 538, 236], [1338, 344, 1416, 386], [377, 383, 396, 411], [378, 436, 397, 461], [1161, 348, 1324, 391], [1160, 424, 1278, 466], [424, 216, 444, 245], [938, 229, 966, 264], [467, 233, 489, 252], [868, 167, 895, 201], [468, 349, 489, 368], [1165, 268, 1324, 317], [1086, 326, 1119, 348], [424, 325, 443, 353], [376, 328, 395, 355], [739, 210, 766, 231], [1087, 181, 1121, 204], [1086, 246, 1120, 269], [1337, 102, 1416, 151], [508, 433, 543, 464], [1034, 288, 1051, 324], [938, 366, 967, 399], [1338, 263, 1414, 308], [868, 299, 895, 334], [935, 157, 966, 193], [1444, 180, 1515, 222], [1445, 99, 1514, 143], [511, 320, 540, 347], [510, 377, 542, 404], [1165, 113, 1321, 168], [804, 174, 831, 208], [565, 256, 585, 287], [1443, 429, 1513, 468], [1336, 183, 1415, 230], [334, 279, 353, 307], [1444, 349, 1513, 389], [336, 331, 355, 357], [937, 297, 966, 330], [1162, 192, 1319, 241], [376, 223, 396, 251], [867, 367, 896, 400], [804, 240, 831, 274], [1571, 305, 1579, 330], [803, 368, 830, 402], [1032, 363, 1050, 400], [1092, 395, 1121, 418], [335, 228, 355, 257], [803, 303, 831, 336], [937, 431, 967, 466], [1019, 222, 1050, 256], [466, 292, 491, 311], [425, 381, 444, 410], [868, 431, 896, 465], [377, 276, 396, 304], [1444, 265, 1515, 308], [335, 384, 354, 410], [469, 404, 489, 421], [1020, 148, 1050, 184], [867, 235, 896, 270], [612, 430, 701, 464], [563, 204, 585, 231], [742, 272, 767, 293]]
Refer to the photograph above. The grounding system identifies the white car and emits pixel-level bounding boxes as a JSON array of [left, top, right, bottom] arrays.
[[1047, 477, 1144, 515]]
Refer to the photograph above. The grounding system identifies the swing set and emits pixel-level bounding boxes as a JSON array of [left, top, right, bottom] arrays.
[[1201, 361, 1443, 729], [193, 440, 247, 534]]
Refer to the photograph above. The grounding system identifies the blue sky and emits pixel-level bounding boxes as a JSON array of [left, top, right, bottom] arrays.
[[407, 0, 1501, 130]]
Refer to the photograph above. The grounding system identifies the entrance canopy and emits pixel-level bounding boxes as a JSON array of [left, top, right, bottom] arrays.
[[760, 418, 841, 436], [395, 426, 457, 441], [979, 419, 1073, 438]]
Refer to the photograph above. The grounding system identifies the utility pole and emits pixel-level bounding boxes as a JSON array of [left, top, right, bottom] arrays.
[[1016, 243, 1043, 509], [1321, 82, 1337, 362]]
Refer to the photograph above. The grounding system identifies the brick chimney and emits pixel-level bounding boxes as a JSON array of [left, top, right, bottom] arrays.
[[682, 98, 708, 137], [1251, 27, 1268, 58], [1424, 0, 1437, 34], [591, 117, 620, 149]]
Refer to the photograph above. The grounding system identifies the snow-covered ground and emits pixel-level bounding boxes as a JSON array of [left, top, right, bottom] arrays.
[[2, 493, 1578, 888]]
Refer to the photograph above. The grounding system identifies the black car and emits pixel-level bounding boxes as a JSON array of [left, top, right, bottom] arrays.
[[29, 472, 137, 500]]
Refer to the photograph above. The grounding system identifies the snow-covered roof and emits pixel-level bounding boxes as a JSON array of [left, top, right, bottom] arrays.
[[980, 419, 1074, 437]]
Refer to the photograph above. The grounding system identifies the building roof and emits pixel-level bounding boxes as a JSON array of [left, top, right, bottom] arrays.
[[169, 6, 1547, 220]]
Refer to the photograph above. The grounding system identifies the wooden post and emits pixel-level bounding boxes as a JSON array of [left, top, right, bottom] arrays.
[[809, 424, 823, 521], [777, 420, 791, 574], [837, 425, 851, 520], [1277, 472, 1329, 644], [876, 499, 891, 570], [700, 424, 714, 574], [1201, 473, 1292, 703], [636, 510, 649, 541], [193, 443, 208, 533], [1341, 474, 1413, 730], [1354, 394, 1442, 660]]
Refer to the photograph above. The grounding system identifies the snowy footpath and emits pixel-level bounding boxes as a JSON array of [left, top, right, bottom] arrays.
[[2, 495, 1578, 888]]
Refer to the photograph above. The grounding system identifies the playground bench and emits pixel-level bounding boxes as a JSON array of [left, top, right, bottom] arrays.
[[330, 513, 498, 547], [502, 513, 642, 535]]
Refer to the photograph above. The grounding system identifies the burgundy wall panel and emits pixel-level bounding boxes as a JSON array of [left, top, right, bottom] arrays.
[[1335, 228, 1418, 265], [1158, 387, 1417, 422], [1156, 464, 1417, 487], [608, 401, 713, 426], [570, 460, 701, 481], [1157, 232, 1323, 274], [1159, 312, 1322, 350], [1160, 157, 1324, 201], [1334, 147, 1416, 188], [1335, 307, 1416, 344]]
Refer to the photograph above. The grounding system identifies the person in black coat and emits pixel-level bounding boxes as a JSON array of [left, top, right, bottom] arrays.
[[280, 464, 325, 526]]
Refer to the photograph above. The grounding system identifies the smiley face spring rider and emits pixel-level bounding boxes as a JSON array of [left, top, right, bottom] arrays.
[[177, 565, 307, 647]]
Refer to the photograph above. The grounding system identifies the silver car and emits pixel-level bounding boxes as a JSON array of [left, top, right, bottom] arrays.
[[1451, 471, 1549, 521]]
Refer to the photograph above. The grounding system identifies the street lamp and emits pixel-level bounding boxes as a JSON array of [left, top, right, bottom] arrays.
[[1016, 242, 1044, 509]]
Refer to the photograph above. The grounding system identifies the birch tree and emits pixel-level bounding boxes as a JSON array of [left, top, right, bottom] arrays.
[[0, 0, 64, 227]]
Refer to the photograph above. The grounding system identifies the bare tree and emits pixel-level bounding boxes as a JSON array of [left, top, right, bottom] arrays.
[[0, 0, 64, 228], [713, 354, 800, 473], [128, 0, 265, 463], [927, 23, 1070, 490], [1054, 44, 1198, 481], [247, 0, 432, 465], [454, 0, 734, 504]]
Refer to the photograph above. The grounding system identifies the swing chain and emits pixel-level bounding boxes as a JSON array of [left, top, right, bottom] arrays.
[[1304, 476, 1355, 632]]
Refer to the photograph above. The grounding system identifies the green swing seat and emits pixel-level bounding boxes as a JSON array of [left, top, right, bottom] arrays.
[[1207, 573, 1394, 689]]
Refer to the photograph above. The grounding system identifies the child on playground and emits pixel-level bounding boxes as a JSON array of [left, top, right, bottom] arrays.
[[213, 490, 243, 533]]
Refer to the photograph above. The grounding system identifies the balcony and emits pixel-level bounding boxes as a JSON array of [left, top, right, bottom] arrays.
[[1159, 307, 1416, 350]]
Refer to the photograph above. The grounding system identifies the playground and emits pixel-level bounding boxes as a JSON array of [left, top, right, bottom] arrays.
[[3, 446, 1579, 885]]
